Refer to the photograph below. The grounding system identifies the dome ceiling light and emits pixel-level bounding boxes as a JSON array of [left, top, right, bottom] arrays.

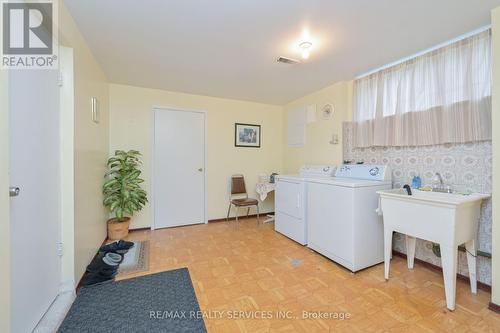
[[299, 41, 313, 59]]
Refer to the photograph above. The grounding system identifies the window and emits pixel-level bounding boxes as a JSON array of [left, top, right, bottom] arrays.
[[352, 29, 492, 147]]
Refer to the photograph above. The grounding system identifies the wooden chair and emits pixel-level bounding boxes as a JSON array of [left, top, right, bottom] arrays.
[[226, 174, 260, 222]]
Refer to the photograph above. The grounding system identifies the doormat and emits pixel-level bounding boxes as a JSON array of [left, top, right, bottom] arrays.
[[117, 240, 150, 276], [58, 268, 206, 332]]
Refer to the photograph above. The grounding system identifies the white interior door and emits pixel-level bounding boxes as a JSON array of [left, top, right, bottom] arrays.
[[153, 108, 206, 228], [9, 69, 61, 333]]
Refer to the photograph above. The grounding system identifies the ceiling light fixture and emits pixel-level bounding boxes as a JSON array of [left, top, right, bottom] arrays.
[[299, 41, 313, 59]]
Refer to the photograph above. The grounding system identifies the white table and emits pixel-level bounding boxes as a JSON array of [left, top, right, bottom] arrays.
[[255, 182, 276, 223]]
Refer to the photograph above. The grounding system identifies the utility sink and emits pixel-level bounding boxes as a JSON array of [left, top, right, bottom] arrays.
[[377, 188, 490, 311], [378, 188, 489, 207]]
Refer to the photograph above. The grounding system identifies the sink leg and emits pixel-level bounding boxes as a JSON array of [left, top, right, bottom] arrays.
[[405, 235, 416, 269], [465, 239, 477, 294], [384, 228, 393, 280], [441, 245, 458, 311]]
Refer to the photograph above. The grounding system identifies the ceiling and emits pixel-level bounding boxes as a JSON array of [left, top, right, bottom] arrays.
[[65, 0, 500, 105]]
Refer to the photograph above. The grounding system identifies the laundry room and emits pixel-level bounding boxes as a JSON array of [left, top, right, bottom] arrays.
[[3, 2, 500, 332]]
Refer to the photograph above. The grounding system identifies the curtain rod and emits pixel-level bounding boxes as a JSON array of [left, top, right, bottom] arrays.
[[355, 25, 491, 80]]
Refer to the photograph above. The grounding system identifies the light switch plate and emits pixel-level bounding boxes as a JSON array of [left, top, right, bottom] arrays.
[[91, 97, 99, 123]]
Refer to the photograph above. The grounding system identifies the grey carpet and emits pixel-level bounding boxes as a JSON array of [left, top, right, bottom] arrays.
[[58, 268, 207, 333]]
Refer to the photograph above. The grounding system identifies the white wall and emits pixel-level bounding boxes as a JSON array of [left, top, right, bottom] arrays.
[[109, 84, 284, 229]]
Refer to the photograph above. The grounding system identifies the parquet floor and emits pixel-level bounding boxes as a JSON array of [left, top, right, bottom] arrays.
[[116, 218, 500, 332]]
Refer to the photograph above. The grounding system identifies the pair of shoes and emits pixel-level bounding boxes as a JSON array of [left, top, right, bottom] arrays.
[[99, 240, 135, 254]]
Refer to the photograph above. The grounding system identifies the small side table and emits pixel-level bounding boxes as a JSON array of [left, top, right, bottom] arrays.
[[255, 182, 276, 223]]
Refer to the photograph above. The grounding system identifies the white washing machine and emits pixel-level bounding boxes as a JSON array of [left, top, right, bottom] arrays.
[[307, 164, 392, 272], [274, 165, 336, 245]]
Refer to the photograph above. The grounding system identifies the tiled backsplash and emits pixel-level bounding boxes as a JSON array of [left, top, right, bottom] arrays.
[[343, 122, 492, 285]]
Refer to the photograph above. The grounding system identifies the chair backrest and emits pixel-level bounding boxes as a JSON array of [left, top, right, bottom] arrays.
[[231, 175, 247, 195]]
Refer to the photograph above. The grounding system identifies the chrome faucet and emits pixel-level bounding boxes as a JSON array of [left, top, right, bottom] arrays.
[[435, 172, 444, 186], [432, 172, 452, 193]]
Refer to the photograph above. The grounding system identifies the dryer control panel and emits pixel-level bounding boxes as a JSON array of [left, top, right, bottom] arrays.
[[299, 165, 336, 178], [335, 164, 391, 181]]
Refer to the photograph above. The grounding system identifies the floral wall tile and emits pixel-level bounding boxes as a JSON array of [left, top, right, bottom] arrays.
[[343, 122, 492, 285]]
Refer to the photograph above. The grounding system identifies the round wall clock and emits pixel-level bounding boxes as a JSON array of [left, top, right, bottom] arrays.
[[322, 104, 334, 119]]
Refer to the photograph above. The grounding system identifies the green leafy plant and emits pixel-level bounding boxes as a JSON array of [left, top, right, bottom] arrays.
[[103, 150, 148, 222]]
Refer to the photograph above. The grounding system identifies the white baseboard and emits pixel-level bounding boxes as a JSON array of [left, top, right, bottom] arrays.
[[33, 291, 75, 333], [59, 279, 76, 294]]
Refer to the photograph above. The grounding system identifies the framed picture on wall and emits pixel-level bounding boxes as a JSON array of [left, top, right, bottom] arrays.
[[235, 123, 261, 148]]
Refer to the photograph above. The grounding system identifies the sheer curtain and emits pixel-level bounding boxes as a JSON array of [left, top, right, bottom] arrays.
[[352, 29, 492, 147]]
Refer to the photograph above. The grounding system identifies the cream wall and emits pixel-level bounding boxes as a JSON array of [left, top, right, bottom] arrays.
[[491, 6, 500, 306], [283, 81, 353, 173], [59, 1, 110, 283], [109, 84, 284, 229]]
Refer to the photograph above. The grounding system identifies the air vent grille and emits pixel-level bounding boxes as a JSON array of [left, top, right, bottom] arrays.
[[276, 56, 300, 65]]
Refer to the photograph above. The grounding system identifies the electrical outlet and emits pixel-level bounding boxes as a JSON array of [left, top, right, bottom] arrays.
[[329, 133, 339, 145]]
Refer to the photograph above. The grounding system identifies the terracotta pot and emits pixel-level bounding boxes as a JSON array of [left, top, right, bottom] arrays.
[[107, 217, 131, 240]]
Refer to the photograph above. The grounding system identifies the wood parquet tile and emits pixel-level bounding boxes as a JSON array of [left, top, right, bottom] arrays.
[[116, 218, 499, 332]]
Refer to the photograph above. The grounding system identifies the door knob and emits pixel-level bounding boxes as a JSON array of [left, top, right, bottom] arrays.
[[198, 168, 203, 172], [9, 187, 20, 197]]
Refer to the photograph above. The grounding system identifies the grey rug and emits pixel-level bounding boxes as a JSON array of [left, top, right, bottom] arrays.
[[58, 268, 207, 333]]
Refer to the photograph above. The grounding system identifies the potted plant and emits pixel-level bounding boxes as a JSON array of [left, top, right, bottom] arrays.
[[103, 150, 148, 240]]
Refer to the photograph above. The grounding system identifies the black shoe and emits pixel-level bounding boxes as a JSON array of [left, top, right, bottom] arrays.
[[116, 240, 135, 250], [104, 252, 124, 264], [81, 272, 114, 286], [86, 254, 119, 275], [99, 240, 135, 254]]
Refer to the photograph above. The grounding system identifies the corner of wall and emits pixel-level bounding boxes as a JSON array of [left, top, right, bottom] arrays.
[[281, 80, 354, 173], [59, 0, 110, 284], [490, 5, 500, 305]]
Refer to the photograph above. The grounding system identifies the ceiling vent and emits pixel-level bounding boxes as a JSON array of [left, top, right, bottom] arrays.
[[276, 56, 300, 65]]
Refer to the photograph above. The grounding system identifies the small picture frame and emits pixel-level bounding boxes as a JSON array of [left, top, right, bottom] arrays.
[[235, 123, 261, 148]]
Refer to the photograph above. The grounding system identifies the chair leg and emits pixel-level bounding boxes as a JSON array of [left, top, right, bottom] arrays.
[[235, 206, 239, 222], [246, 207, 250, 218], [226, 202, 232, 221], [256, 204, 260, 223]]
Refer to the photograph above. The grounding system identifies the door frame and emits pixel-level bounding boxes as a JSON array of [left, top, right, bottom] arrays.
[[59, 46, 75, 292], [151, 106, 208, 230], [0, 67, 11, 333]]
